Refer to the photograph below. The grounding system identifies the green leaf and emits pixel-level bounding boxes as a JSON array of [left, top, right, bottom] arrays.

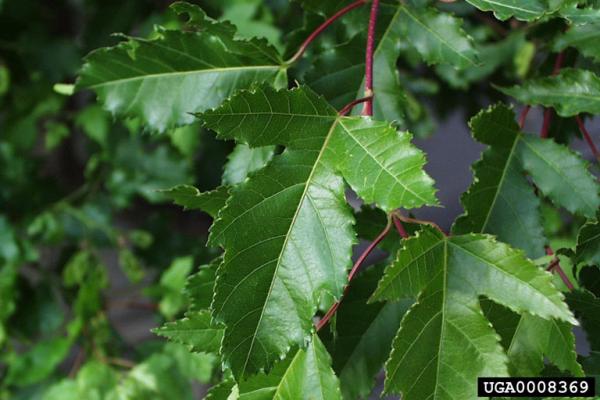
[[497, 68, 600, 117], [483, 302, 583, 376], [453, 104, 545, 258], [566, 289, 600, 351], [44, 361, 119, 400], [236, 334, 342, 400], [76, 4, 285, 132], [186, 261, 218, 311], [582, 351, 600, 394], [435, 32, 527, 89], [160, 185, 230, 218], [223, 144, 275, 185], [45, 121, 70, 150], [456, 104, 599, 241], [371, 227, 446, 301], [74, 105, 110, 146], [5, 337, 72, 386], [399, 6, 479, 69], [159, 256, 194, 319], [321, 268, 412, 400], [115, 353, 195, 399], [465, 0, 550, 21], [154, 310, 224, 354], [517, 134, 599, 219], [0, 64, 10, 97], [118, 248, 145, 283], [553, 21, 600, 63], [307, 4, 409, 122], [373, 227, 576, 399], [559, 3, 600, 25], [200, 85, 436, 378], [205, 379, 236, 400], [575, 219, 600, 267]]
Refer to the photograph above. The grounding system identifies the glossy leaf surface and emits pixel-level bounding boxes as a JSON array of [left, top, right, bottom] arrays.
[[373, 227, 576, 399], [199, 85, 436, 377]]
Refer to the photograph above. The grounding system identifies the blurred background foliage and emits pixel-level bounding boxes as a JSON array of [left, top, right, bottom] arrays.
[[1, 0, 598, 398]]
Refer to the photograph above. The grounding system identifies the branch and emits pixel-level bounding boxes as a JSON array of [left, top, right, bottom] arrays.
[[316, 215, 393, 331], [576, 116, 600, 162], [362, 0, 380, 116], [286, 0, 368, 65]]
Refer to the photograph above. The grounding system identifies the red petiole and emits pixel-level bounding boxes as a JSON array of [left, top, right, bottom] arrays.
[[286, 0, 368, 65], [316, 215, 393, 331], [575, 116, 600, 162]]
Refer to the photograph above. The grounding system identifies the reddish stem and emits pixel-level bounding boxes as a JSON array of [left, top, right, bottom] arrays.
[[347, 217, 393, 282], [552, 52, 565, 75], [316, 216, 393, 331], [545, 247, 575, 291], [539, 53, 564, 138], [362, 0, 380, 116], [286, 0, 368, 65], [518, 105, 531, 129], [576, 116, 600, 162], [392, 215, 409, 239], [394, 212, 447, 236], [339, 96, 373, 116], [540, 109, 553, 138]]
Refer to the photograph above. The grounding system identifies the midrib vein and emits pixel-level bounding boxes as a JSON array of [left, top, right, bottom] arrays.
[[239, 117, 342, 375]]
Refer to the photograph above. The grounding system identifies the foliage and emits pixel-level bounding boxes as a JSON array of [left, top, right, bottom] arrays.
[[2, 0, 600, 399]]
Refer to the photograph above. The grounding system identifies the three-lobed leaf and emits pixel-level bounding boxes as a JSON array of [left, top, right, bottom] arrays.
[[199, 85, 436, 378], [372, 227, 576, 399]]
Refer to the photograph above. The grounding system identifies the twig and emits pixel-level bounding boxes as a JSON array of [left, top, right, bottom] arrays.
[[286, 0, 368, 65], [339, 96, 373, 116], [575, 116, 600, 162], [362, 0, 380, 116], [316, 216, 393, 331]]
